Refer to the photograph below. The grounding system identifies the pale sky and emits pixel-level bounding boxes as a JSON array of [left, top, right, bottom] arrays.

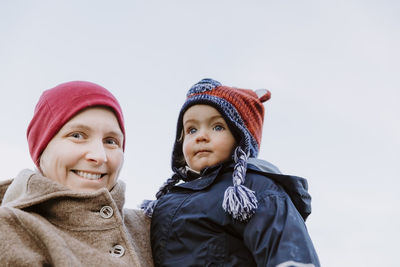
[[1, 1, 399, 266]]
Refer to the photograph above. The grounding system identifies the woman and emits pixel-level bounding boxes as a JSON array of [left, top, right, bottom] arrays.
[[0, 81, 153, 266]]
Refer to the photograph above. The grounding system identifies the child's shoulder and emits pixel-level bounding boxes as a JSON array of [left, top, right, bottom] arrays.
[[247, 158, 282, 174], [244, 159, 286, 195], [246, 158, 308, 190], [245, 158, 312, 220]]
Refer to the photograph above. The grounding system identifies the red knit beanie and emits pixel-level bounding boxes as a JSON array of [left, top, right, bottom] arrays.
[[27, 81, 125, 167]]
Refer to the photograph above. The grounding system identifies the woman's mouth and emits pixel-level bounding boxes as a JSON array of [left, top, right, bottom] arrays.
[[72, 170, 106, 180]]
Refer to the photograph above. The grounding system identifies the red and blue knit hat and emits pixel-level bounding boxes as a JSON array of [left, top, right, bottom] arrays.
[[172, 78, 270, 169], [142, 78, 271, 222]]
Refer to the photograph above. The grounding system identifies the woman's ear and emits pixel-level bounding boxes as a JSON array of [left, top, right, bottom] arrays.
[[37, 156, 45, 176]]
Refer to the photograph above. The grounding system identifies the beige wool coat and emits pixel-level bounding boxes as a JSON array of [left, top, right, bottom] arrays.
[[0, 169, 154, 266]]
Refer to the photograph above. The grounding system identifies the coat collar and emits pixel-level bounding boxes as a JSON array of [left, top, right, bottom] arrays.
[[175, 164, 226, 191], [1, 169, 127, 230], [173, 158, 281, 191], [173, 158, 313, 221]]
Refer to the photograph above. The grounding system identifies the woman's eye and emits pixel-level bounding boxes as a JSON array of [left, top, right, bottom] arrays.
[[213, 125, 225, 131], [69, 132, 84, 139], [105, 138, 119, 146]]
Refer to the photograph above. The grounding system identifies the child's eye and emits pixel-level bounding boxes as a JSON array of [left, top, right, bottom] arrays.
[[213, 125, 225, 131], [187, 128, 197, 135]]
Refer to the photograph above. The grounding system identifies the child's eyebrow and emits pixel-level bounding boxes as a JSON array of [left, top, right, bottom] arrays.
[[209, 115, 224, 121], [184, 115, 225, 124], [183, 119, 197, 126], [207, 115, 226, 124]]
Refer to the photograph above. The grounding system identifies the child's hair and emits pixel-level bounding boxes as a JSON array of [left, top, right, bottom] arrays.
[[142, 78, 271, 221]]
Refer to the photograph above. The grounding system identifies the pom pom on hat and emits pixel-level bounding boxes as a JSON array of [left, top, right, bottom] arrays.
[[27, 81, 125, 167]]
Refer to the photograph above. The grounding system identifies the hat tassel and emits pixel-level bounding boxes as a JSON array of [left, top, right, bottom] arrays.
[[222, 147, 258, 222], [140, 199, 158, 217]]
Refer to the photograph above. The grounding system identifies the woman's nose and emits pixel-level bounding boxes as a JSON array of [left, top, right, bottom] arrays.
[[85, 140, 107, 165]]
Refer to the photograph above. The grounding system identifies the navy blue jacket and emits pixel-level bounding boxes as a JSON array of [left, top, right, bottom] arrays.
[[151, 159, 320, 267]]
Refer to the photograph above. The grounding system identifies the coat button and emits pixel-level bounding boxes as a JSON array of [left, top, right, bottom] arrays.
[[110, 245, 125, 257], [100, 206, 114, 219]]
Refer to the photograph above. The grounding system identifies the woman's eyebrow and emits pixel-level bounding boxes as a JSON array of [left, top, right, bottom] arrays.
[[63, 123, 91, 131], [63, 124, 123, 137], [106, 130, 124, 139]]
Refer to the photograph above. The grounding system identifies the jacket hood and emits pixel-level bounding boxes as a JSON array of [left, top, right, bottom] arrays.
[[247, 158, 312, 220]]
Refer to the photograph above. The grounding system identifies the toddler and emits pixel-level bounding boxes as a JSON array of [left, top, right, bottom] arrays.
[[142, 78, 320, 267]]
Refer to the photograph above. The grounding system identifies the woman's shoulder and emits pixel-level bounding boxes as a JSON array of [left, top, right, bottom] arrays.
[[0, 205, 18, 222], [0, 203, 48, 227], [123, 208, 151, 230], [0, 178, 13, 205], [0, 206, 47, 264], [0, 206, 36, 241], [123, 208, 154, 266]]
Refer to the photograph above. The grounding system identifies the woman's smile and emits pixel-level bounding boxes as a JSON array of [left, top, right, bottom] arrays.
[[71, 170, 106, 180]]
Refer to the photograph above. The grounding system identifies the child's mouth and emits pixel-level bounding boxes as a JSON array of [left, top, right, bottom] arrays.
[[195, 150, 211, 156]]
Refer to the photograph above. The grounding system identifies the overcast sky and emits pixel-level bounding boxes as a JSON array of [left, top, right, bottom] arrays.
[[1, 1, 399, 266]]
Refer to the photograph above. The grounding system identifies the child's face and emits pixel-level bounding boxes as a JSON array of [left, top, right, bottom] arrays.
[[182, 104, 236, 172]]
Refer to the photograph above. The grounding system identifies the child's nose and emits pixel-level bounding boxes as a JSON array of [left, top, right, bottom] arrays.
[[195, 129, 209, 142]]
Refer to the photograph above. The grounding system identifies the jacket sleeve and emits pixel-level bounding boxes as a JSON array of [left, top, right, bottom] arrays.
[[240, 193, 320, 267]]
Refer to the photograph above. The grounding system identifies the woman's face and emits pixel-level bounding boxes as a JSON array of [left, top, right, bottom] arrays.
[[40, 107, 124, 192]]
